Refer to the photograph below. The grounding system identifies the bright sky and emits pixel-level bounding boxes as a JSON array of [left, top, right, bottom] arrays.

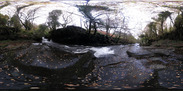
[[0, 0, 181, 38]]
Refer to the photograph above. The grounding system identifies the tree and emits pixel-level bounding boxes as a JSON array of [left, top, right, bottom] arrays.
[[19, 7, 40, 30], [173, 12, 183, 39], [10, 15, 22, 31], [78, 5, 106, 35], [35, 24, 49, 37], [60, 12, 73, 28], [147, 22, 158, 38], [0, 13, 9, 27], [157, 11, 172, 35], [98, 11, 128, 41], [14, 5, 40, 31], [47, 10, 62, 30], [85, 0, 90, 5], [99, 13, 116, 37], [79, 5, 93, 34]]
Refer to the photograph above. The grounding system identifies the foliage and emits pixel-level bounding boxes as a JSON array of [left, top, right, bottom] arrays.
[[0, 13, 9, 27], [146, 22, 158, 40], [139, 34, 153, 46], [140, 9, 183, 45], [33, 24, 49, 39], [0, 3, 133, 45], [157, 11, 172, 35], [139, 11, 172, 45], [0, 27, 18, 40], [50, 26, 134, 46], [0, 4, 49, 41], [0, 14, 19, 40], [47, 10, 62, 30], [10, 15, 22, 30], [170, 13, 183, 40], [50, 26, 89, 45], [125, 33, 137, 43]]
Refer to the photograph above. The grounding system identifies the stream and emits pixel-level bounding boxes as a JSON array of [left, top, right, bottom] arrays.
[[0, 38, 182, 90]]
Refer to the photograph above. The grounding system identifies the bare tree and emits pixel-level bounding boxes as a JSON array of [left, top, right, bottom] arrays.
[[60, 12, 73, 28], [85, 0, 90, 5], [98, 11, 128, 41], [78, 5, 105, 35], [84, 20, 89, 31], [15, 5, 40, 30], [99, 13, 113, 37], [82, 12, 104, 35]]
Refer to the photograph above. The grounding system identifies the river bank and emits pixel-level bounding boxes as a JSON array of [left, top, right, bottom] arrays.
[[150, 39, 183, 55], [0, 40, 35, 53]]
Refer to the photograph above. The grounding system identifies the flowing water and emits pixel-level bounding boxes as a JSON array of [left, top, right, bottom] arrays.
[[0, 38, 182, 90]]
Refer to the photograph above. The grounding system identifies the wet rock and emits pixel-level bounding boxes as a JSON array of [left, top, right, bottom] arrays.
[[83, 60, 93, 68], [127, 46, 175, 59], [12, 50, 95, 83], [2, 41, 183, 90], [126, 50, 153, 59], [127, 44, 154, 59], [149, 48, 174, 57], [148, 57, 168, 64], [101, 61, 126, 68], [16, 44, 81, 69], [149, 57, 162, 61], [173, 54, 183, 61], [145, 57, 167, 70], [11, 71, 19, 77], [149, 64, 166, 70]]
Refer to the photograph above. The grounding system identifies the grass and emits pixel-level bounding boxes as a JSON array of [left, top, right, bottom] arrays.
[[0, 39, 35, 53], [151, 39, 183, 47]]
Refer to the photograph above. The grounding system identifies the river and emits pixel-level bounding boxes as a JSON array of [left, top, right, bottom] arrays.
[[0, 38, 182, 90]]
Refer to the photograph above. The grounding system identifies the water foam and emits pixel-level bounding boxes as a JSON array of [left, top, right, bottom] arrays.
[[90, 47, 114, 58]]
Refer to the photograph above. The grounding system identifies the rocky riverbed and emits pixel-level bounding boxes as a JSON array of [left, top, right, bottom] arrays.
[[0, 39, 182, 90]]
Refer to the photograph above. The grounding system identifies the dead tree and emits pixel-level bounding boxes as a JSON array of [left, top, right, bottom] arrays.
[[15, 5, 41, 30]]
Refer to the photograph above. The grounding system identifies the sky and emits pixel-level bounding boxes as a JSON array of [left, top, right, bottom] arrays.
[[0, 0, 181, 38], [4, 0, 183, 1]]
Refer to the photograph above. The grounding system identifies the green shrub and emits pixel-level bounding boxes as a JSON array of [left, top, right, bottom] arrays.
[[0, 13, 9, 27]]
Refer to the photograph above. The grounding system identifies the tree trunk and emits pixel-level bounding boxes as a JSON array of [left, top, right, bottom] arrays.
[[93, 22, 97, 35], [88, 20, 92, 34], [161, 21, 164, 35]]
